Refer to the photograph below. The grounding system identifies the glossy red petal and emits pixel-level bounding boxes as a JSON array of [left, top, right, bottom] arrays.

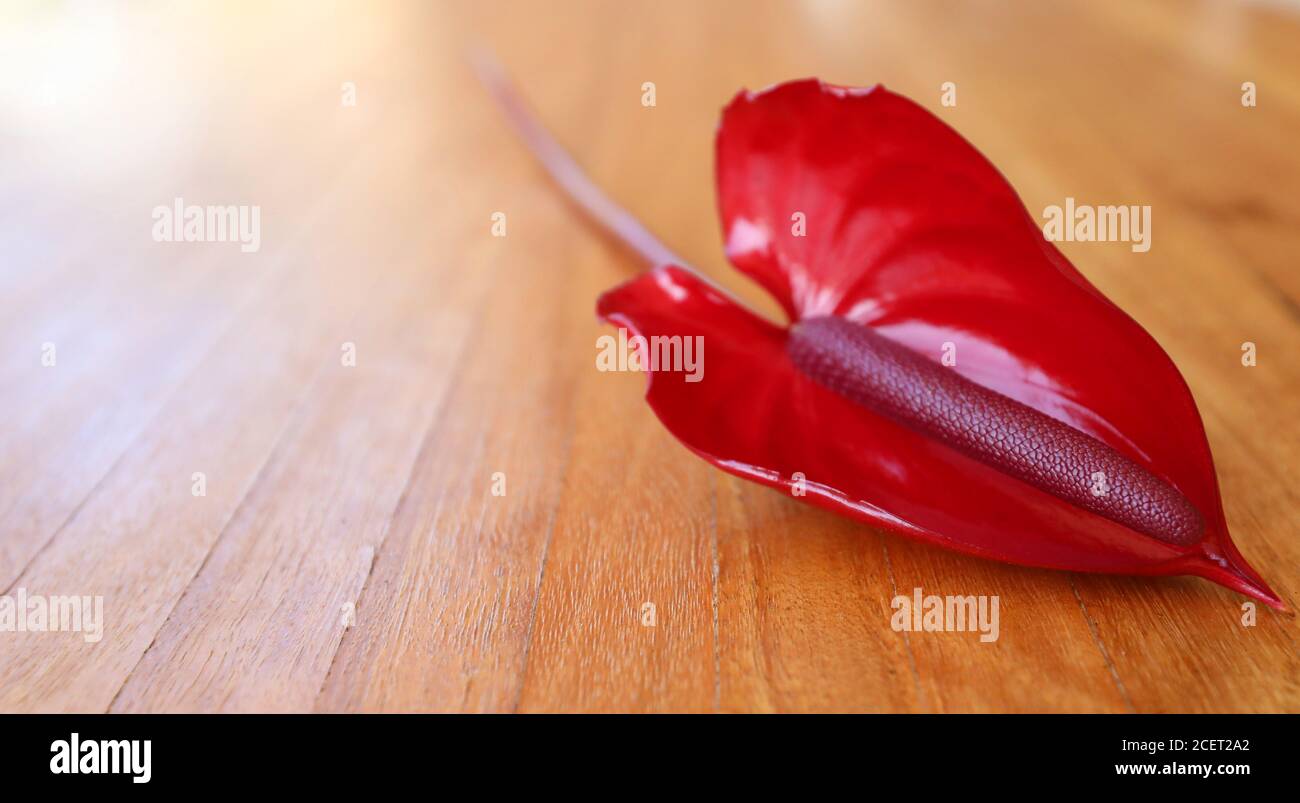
[[599, 268, 1279, 606], [708, 80, 1279, 607], [598, 268, 1144, 568], [475, 54, 1282, 611]]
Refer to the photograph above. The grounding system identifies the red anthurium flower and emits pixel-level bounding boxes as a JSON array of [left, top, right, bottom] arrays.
[[477, 61, 1283, 609]]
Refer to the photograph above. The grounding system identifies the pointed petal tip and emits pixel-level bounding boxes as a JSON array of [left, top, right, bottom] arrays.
[[1228, 573, 1288, 613], [1181, 545, 1288, 612]]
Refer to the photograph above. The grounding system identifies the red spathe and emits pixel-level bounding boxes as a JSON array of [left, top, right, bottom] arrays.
[[597, 80, 1282, 609]]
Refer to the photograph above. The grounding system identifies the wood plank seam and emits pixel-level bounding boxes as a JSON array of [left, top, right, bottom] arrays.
[[0, 143, 383, 599], [1070, 577, 1136, 713], [881, 540, 927, 711], [509, 422, 577, 714], [3, 240, 294, 599], [710, 475, 721, 713], [312, 282, 511, 711], [101, 270, 391, 713]]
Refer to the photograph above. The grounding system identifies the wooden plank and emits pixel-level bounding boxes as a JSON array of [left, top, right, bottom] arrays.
[[0, 2, 389, 591], [0, 201, 394, 711], [110, 241, 479, 712], [115, 28, 527, 712], [0, 97, 435, 713], [315, 185, 593, 712], [716, 478, 925, 713]]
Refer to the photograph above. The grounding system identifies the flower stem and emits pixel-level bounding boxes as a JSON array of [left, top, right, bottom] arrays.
[[471, 49, 686, 270]]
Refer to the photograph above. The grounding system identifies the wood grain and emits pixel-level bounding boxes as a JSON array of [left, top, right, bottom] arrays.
[[0, 0, 1296, 713]]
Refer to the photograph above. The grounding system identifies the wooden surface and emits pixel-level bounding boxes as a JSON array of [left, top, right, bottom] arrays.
[[1, 0, 1297, 713]]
